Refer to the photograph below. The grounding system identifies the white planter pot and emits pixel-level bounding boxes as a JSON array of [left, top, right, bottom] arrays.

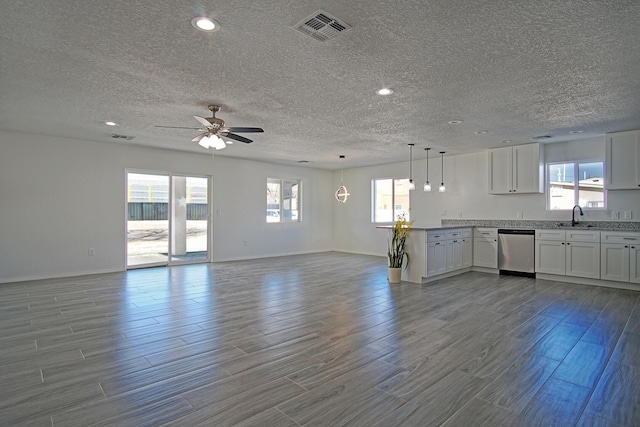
[[387, 267, 402, 284]]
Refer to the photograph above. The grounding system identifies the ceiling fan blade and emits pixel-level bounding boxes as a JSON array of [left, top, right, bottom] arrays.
[[223, 132, 253, 144], [155, 125, 204, 130], [194, 115, 212, 128], [191, 133, 208, 142], [224, 127, 264, 133]]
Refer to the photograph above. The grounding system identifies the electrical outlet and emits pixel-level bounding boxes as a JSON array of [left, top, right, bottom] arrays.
[[611, 211, 620, 220], [457, 211, 463, 218], [624, 211, 632, 220], [243, 240, 248, 246], [516, 211, 523, 219], [88, 248, 95, 256]]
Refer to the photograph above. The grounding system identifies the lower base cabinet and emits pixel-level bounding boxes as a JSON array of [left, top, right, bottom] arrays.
[[473, 228, 498, 268], [426, 228, 471, 278], [600, 232, 640, 284], [535, 230, 600, 279]]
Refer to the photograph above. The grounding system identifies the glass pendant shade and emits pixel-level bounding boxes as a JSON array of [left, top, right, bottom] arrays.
[[439, 151, 446, 192], [424, 147, 432, 192], [408, 143, 415, 191]]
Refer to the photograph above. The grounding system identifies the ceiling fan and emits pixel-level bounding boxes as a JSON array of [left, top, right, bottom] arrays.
[[155, 105, 264, 150]]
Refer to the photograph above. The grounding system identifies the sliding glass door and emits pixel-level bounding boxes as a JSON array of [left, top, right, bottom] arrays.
[[127, 172, 209, 268]]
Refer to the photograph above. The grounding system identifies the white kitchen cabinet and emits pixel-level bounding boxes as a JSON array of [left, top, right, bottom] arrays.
[[601, 243, 630, 282], [535, 229, 600, 279], [631, 245, 640, 284], [488, 143, 543, 194], [535, 239, 566, 275], [606, 130, 640, 190], [462, 229, 473, 268], [425, 228, 471, 278], [600, 232, 640, 283], [473, 228, 498, 268], [427, 240, 447, 276]]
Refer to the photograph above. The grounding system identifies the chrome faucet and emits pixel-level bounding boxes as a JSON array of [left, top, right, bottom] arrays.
[[571, 205, 583, 226]]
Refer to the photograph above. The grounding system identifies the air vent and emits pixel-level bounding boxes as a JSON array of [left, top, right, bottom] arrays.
[[293, 9, 351, 42], [111, 134, 135, 140], [532, 135, 552, 140]]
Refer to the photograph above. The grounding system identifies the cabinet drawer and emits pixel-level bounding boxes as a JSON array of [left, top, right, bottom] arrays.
[[474, 228, 497, 238], [535, 229, 565, 241], [601, 232, 640, 244], [446, 229, 463, 240], [566, 230, 600, 243], [427, 231, 448, 242]]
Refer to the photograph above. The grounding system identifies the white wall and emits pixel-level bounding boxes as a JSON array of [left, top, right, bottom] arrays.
[[0, 131, 333, 283], [333, 137, 640, 256], [212, 157, 334, 261]]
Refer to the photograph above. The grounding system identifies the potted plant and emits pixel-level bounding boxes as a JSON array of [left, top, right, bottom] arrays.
[[387, 212, 413, 283]]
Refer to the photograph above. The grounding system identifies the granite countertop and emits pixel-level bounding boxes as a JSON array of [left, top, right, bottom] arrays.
[[441, 219, 640, 232], [378, 220, 640, 232]]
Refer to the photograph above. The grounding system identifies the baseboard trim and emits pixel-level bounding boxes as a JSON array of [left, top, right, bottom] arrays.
[[536, 273, 640, 291]]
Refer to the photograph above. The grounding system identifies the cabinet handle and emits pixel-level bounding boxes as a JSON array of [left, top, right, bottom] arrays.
[[623, 238, 637, 240], [566, 242, 570, 245], [561, 242, 565, 245], [625, 246, 629, 248]]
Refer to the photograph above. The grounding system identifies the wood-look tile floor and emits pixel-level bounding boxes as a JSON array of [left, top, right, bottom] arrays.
[[1, 252, 639, 426]]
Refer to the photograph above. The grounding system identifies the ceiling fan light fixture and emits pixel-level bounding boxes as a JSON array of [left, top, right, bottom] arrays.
[[192, 17, 219, 32], [210, 134, 226, 150], [198, 135, 211, 149]]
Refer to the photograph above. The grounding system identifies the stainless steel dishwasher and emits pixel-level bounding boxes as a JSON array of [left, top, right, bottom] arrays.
[[498, 229, 535, 277]]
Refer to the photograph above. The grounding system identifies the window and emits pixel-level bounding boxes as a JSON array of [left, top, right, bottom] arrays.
[[547, 161, 605, 210], [372, 178, 410, 223], [266, 178, 301, 222]]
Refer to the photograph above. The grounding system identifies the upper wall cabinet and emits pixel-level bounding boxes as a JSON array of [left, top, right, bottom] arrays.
[[606, 130, 640, 190], [488, 143, 543, 194]]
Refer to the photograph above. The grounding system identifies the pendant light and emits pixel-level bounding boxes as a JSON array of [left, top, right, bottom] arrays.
[[423, 147, 432, 192], [335, 155, 350, 203], [439, 151, 446, 192], [408, 143, 415, 190]]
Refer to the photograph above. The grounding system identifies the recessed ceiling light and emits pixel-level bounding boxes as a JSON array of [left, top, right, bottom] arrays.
[[502, 140, 512, 143], [192, 17, 220, 32], [475, 130, 488, 135], [105, 121, 117, 126], [376, 88, 393, 96], [569, 130, 584, 134], [447, 120, 463, 124]]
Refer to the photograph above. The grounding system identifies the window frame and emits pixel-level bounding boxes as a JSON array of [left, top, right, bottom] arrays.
[[546, 159, 606, 211], [266, 177, 302, 223], [371, 178, 411, 223]]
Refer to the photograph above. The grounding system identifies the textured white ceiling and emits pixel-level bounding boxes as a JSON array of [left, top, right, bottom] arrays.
[[1, 0, 640, 169]]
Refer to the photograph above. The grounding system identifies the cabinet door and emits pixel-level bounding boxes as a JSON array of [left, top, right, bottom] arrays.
[[488, 146, 513, 194], [606, 131, 640, 190], [473, 238, 498, 268], [450, 239, 463, 270], [535, 240, 565, 275], [600, 243, 630, 282], [630, 245, 640, 284], [426, 242, 437, 277], [462, 238, 473, 268], [434, 241, 447, 275], [513, 143, 542, 193], [565, 241, 600, 279]]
